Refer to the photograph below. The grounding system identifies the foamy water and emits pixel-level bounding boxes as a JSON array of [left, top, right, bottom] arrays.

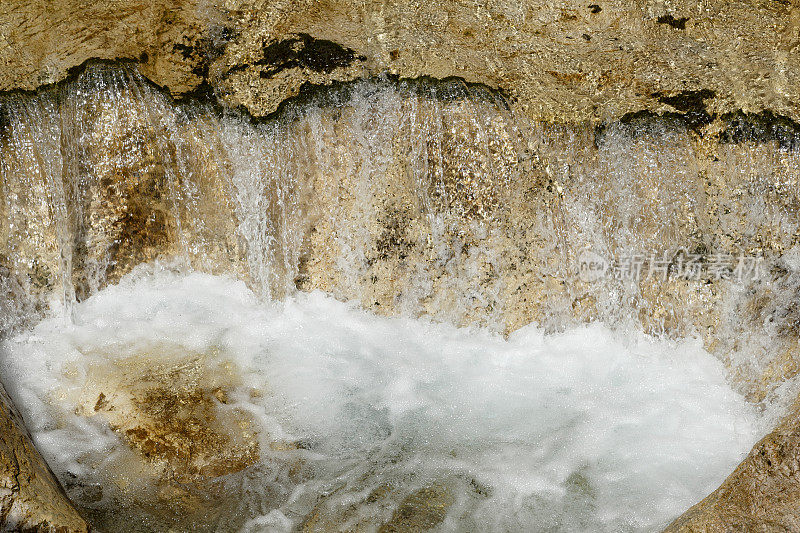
[[0, 266, 763, 532]]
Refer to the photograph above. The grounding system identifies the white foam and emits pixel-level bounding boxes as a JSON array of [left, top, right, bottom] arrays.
[[0, 266, 763, 531]]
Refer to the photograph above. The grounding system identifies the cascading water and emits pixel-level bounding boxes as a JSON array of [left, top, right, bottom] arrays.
[[0, 61, 797, 531], [1, 63, 531, 327]]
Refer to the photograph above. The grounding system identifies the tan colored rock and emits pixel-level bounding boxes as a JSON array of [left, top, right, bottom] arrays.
[[0, 383, 89, 532], [6, 21, 800, 528], [3, 1, 800, 125], [0, 0, 208, 93], [3, 5, 800, 395], [5, 61, 800, 391], [664, 402, 800, 533], [68, 350, 260, 484], [56, 346, 284, 531]]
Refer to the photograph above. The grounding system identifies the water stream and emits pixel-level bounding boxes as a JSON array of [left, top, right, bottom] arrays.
[[1, 267, 764, 532], [0, 61, 796, 531]]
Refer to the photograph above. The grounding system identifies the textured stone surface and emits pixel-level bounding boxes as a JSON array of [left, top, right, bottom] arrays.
[[664, 404, 800, 533], [3, 1, 800, 124], [60, 348, 275, 532], [5, 65, 800, 530], [0, 383, 89, 532], [0, 0, 207, 93], [70, 352, 259, 483], [4, 1, 800, 530]]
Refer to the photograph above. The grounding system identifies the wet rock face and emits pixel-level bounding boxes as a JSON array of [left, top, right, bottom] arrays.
[[3, 2, 800, 524], [664, 406, 800, 533], [5, 62, 800, 396], [3, 1, 800, 124], [5, 63, 800, 530], [0, 63, 246, 335], [0, 384, 89, 532], [215, 32, 368, 115], [59, 349, 274, 532]]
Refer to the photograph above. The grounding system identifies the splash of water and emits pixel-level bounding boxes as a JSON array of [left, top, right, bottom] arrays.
[[0, 267, 764, 532], [2, 60, 800, 531]]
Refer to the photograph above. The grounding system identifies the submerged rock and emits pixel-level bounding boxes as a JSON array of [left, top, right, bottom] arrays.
[[71, 351, 260, 483], [378, 484, 456, 532], [59, 348, 279, 531], [301, 478, 461, 533], [0, 383, 89, 532]]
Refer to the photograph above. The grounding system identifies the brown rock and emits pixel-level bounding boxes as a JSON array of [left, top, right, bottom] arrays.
[[0, 383, 89, 532], [79, 354, 259, 482], [61, 348, 267, 530], [3, 1, 800, 124], [664, 402, 800, 532]]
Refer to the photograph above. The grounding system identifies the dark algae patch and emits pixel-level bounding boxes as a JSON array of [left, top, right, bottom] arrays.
[[254, 34, 365, 78]]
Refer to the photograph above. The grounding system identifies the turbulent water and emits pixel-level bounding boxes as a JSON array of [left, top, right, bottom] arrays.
[[1, 266, 763, 532], [0, 62, 533, 331], [3, 61, 800, 531]]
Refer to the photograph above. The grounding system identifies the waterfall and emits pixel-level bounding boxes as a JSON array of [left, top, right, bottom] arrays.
[[4, 61, 800, 397], [0, 62, 531, 329], [1, 90, 66, 330], [4, 60, 800, 532]]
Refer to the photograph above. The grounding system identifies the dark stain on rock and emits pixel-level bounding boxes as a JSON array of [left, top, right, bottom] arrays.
[[657, 14, 689, 29], [28, 258, 52, 290], [595, 110, 685, 143], [654, 89, 715, 131], [225, 63, 249, 76], [588, 4, 602, 13], [371, 208, 414, 264], [0, 104, 9, 134], [211, 26, 239, 48], [94, 393, 108, 412], [720, 111, 800, 151], [172, 43, 195, 61], [168, 39, 210, 80], [253, 34, 365, 79], [294, 252, 311, 290], [168, 29, 235, 87], [656, 89, 715, 114], [104, 175, 174, 286]]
